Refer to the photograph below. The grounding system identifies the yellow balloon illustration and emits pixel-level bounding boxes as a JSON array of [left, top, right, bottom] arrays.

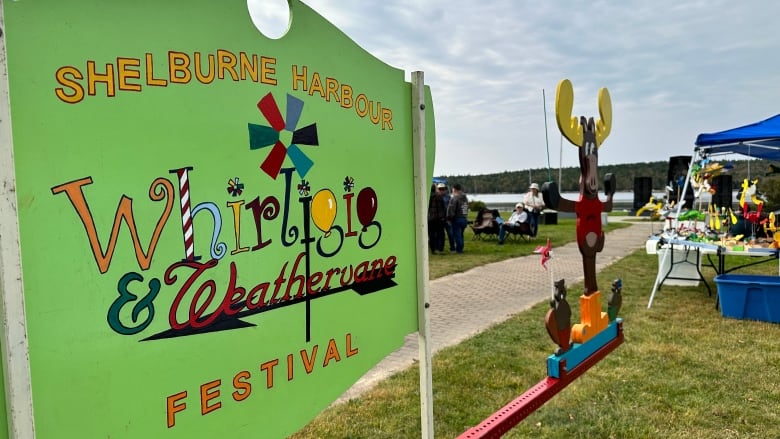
[[311, 189, 337, 237]]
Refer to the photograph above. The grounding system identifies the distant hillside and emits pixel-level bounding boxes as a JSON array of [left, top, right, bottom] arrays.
[[437, 159, 769, 193]]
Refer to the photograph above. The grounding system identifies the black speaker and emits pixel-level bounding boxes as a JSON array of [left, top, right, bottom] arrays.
[[633, 177, 652, 209], [711, 174, 733, 210], [667, 155, 693, 208], [667, 156, 691, 183]]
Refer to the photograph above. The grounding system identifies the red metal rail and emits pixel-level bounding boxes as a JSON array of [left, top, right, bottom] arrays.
[[456, 321, 624, 439]]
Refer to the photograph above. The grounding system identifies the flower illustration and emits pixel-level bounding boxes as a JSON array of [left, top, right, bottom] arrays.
[[297, 179, 311, 196], [227, 177, 244, 196], [343, 176, 354, 192]]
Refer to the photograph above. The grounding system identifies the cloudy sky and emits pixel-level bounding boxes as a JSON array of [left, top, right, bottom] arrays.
[[248, 0, 780, 177]]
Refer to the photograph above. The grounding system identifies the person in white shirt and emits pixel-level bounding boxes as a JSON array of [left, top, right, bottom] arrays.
[[498, 202, 529, 244], [523, 183, 545, 236]]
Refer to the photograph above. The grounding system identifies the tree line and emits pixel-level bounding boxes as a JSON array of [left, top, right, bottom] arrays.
[[438, 159, 776, 194]]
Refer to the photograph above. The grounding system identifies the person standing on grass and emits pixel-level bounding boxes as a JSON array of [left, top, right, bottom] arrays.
[[437, 183, 456, 252], [524, 182, 545, 236], [427, 184, 447, 254], [447, 183, 469, 253]]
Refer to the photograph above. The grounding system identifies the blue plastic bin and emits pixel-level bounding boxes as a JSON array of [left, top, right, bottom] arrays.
[[714, 274, 780, 324]]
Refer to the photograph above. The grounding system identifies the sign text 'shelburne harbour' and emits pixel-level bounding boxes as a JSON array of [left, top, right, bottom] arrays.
[[54, 50, 394, 130]]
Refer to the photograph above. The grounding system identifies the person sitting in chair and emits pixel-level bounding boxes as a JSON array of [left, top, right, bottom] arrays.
[[498, 202, 529, 244], [524, 182, 545, 236]]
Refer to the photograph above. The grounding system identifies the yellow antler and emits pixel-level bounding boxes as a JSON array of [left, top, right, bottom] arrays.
[[595, 87, 612, 146], [556, 79, 612, 148], [555, 79, 583, 147]]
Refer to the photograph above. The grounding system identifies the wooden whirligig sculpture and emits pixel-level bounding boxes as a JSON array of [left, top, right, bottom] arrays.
[[762, 212, 779, 248], [543, 78, 614, 344], [457, 80, 624, 438], [740, 178, 763, 229], [635, 196, 664, 219], [539, 79, 623, 380]]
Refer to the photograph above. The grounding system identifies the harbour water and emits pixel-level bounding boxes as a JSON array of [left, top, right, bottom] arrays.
[[469, 191, 663, 212], [469, 191, 738, 212]]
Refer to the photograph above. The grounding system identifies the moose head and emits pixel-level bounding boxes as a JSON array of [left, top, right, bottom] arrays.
[[556, 79, 612, 200]]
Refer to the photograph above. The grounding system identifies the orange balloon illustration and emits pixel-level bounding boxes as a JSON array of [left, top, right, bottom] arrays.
[[311, 189, 337, 237]]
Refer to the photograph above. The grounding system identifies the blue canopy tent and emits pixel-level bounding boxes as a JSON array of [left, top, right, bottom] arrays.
[[691, 114, 780, 195], [670, 114, 780, 232], [676, 113, 780, 213], [648, 114, 780, 308], [695, 114, 780, 159]]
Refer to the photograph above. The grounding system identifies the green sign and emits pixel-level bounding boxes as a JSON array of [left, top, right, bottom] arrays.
[[0, 1, 435, 437]]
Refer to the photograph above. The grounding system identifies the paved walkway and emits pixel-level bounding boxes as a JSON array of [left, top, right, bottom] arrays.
[[335, 217, 655, 403]]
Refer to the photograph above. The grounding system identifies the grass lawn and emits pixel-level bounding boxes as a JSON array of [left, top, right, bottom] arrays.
[[429, 212, 628, 279], [292, 216, 780, 438]]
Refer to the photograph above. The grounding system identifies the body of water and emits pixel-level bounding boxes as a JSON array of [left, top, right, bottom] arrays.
[[470, 191, 741, 212]]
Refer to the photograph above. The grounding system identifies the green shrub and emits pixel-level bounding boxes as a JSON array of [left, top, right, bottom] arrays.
[[469, 200, 486, 212], [760, 175, 780, 212]]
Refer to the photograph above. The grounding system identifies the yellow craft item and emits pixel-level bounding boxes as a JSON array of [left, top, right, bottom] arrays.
[[728, 209, 737, 225]]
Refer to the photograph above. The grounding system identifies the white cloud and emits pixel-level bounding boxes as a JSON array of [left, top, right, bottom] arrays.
[[249, 0, 780, 175]]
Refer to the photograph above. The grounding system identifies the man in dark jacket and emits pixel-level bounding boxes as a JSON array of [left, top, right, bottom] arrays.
[[427, 184, 447, 253], [437, 183, 456, 251], [446, 183, 469, 253]]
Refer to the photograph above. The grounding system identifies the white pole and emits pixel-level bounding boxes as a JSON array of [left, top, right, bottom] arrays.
[[543, 89, 551, 182], [0, 10, 38, 438], [672, 154, 696, 229], [411, 71, 434, 439], [549, 261, 555, 302], [558, 135, 563, 185], [647, 246, 669, 309]]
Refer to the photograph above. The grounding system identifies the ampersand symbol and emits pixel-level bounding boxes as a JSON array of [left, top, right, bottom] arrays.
[[107, 272, 161, 335]]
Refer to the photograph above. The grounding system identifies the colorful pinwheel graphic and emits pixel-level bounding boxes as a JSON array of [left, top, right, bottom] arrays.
[[227, 177, 244, 196], [343, 176, 354, 192], [248, 92, 319, 179]]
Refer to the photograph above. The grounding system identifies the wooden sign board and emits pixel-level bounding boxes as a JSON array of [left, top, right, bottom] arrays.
[[0, 1, 435, 437]]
